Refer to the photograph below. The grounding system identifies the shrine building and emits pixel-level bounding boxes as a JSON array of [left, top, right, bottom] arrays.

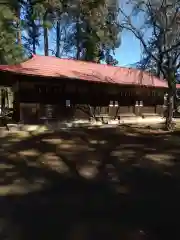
[[0, 54, 179, 124]]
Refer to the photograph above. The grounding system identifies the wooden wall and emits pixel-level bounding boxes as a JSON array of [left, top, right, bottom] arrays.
[[17, 78, 165, 123], [19, 103, 165, 123]]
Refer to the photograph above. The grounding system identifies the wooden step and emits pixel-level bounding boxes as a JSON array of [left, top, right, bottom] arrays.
[[142, 113, 160, 118], [118, 113, 137, 118]]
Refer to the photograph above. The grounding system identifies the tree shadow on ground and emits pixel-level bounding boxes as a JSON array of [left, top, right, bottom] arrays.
[[1, 126, 180, 239]]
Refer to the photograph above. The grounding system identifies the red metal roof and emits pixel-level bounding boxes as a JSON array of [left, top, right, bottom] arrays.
[[0, 54, 177, 88]]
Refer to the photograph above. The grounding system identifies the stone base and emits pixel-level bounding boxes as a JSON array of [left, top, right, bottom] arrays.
[[5, 116, 168, 133]]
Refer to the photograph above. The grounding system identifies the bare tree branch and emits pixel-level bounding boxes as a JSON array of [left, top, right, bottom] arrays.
[[120, 0, 180, 130]]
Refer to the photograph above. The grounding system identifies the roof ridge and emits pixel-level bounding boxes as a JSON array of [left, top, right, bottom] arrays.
[[34, 54, 127, 69], [33, 55, 165, 81], [0, 54, 170, 88]]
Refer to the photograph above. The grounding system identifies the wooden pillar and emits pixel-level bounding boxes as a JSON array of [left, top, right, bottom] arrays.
[[12, 81, 20, 122], [139, 100, 143, 116], [7, 87, 13, 109], [134, 101, 143, 116], [134, 101, 140, 116], [109, 101, 117, 119]]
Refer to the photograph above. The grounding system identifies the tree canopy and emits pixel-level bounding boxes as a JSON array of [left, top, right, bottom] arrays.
[[0, 1, 24, 64], [0, 0, 121, 65]]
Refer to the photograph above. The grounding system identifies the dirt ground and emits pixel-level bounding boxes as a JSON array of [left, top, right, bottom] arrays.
[[1, 125, 180, 239]]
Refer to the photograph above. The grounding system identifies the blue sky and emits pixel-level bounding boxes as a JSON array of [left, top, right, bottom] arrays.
[[114, 31, 141, 67], [36, 30, 142, 67], [115, 0, 144, 67]]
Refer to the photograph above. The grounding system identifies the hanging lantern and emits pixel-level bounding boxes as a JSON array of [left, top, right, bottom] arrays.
[[164, 93, 168, 100], [109, 100, 113, 107], [139, 101, 143, 107], [114, 101, 119, 107]]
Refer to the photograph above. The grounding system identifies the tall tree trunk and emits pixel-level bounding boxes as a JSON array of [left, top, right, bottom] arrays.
[[56, 20, 60, 57], [166, 73, 176, 131], [76, 20, 81, 60], [43, 12, 49, 56], [166, 89, 174, 131], [28, 0, 36, 54], [32, 20, 36, 54], [16, 5, 21, 45], [76, 4, 81, 60], [44, 26, 49, 56]]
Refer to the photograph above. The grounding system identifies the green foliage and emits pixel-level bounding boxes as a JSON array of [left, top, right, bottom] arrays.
[[22, 0, 41, 55], [69, 0, 121, 63], [0, 3, 24, 64], [0, 0, 120, 64]]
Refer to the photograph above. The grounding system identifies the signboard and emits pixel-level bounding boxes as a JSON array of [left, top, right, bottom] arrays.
[[45, 104, 53, 118]]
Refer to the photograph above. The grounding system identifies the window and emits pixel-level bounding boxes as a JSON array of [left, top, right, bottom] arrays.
[[66, 100, 71, 107]]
